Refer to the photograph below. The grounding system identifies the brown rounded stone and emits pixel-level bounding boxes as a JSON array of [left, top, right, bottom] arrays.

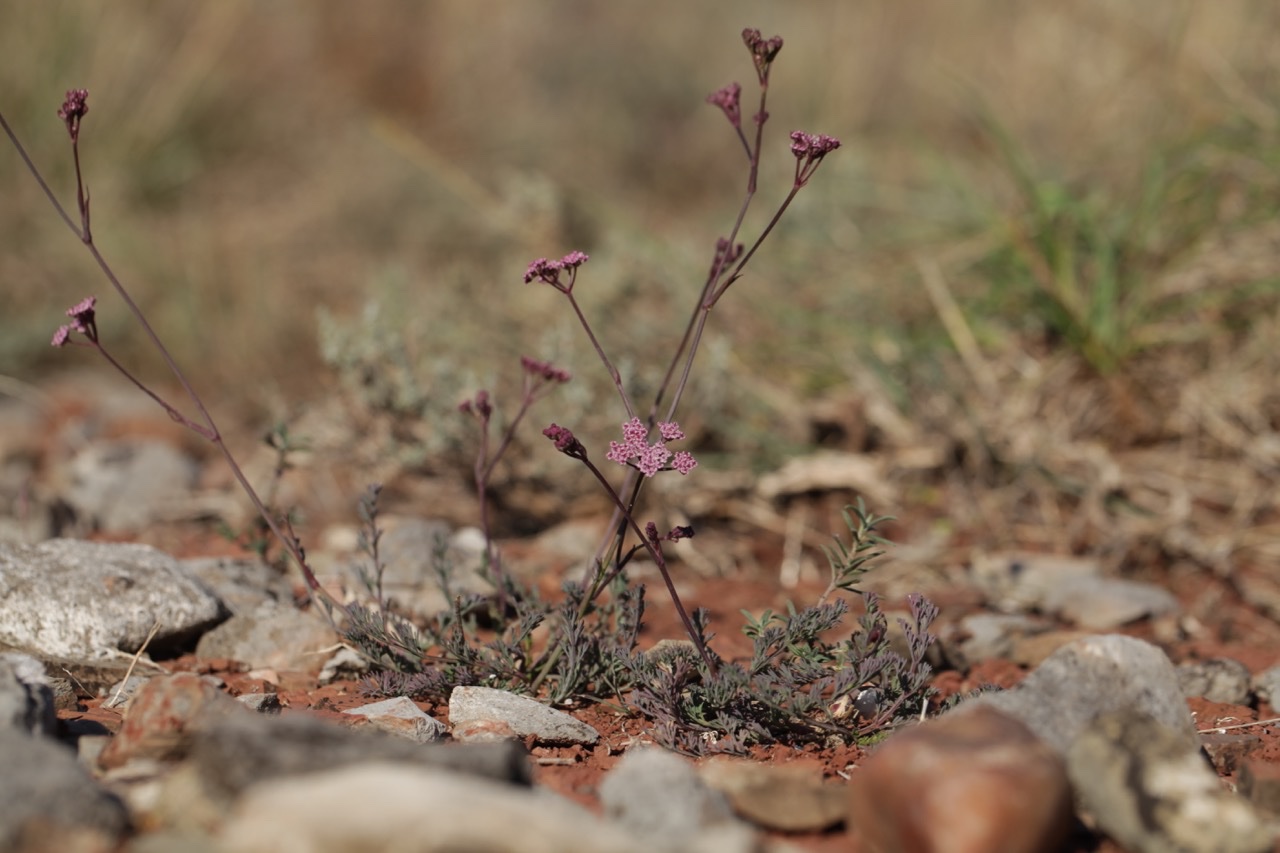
[[848, 705, 1072, 853]]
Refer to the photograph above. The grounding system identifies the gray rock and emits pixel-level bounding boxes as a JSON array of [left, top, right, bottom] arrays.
[[449, 686, 600, 746], [0, 539, 227, 660], [973, 634, 1196, 756], [235, 692, 281, 714], [217, 762, 646, 853], [371, 517, 455, 586], [599, 747, 738, 844], [101, 673, 151, 710], [345, 517, 493, 618], [318, 645, 369, 684], [61, 439, 199, 533], [943, 613, 1047, 668], [47, 676, 78, 712], [969, 551, 1101, 613], [181, 556, 294, 616], [0, 728, 130, 848], [0, 652, 56, 736], [183, 711, 531, 808], [1252, 666, 1280, 709], [194, 601, 338, 674], [699, 755, 847, 832], [1177, 657, 1252, 705], [970, 552, 1178, 628], [1046, 577, 1179, 630], [1068, 710, 1271, 853], [343, 696, 446, 744]]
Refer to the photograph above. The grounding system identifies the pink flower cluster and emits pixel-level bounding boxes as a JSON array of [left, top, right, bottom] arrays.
[[520, 355, 571, 384], [706, 82, 742, 129], [51, 295, 97, 347], [790, 131, 841, 187], [523, 251, 590, 293], [606, 417, 697, 478], [57, 89, 89, 141]]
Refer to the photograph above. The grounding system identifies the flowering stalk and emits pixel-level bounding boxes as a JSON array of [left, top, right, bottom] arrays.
[[543, 424, 714, 671], [522, 28, 841, 663], [3, 91, 344, 620], [460, 356, 571, 610]]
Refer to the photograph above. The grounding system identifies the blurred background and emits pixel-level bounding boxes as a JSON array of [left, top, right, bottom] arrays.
[[1, 1, 1277, 565]]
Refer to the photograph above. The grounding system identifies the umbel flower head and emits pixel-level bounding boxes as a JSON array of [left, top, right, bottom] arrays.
[[606, 417, 697, 478], [790, 131, 841, 187], [524, 251, 589, 294]]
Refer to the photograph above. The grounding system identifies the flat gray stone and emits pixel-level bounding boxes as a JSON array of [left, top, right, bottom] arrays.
[[183, 711, 531, 806], [1047, 577, 1179, 630], [343, 696, 446, 744], [0, 728, 130, 848], [972, 634, 1196, 756], [217, 763, 646, 853], [61, 438, 199, 533], [943, 613, 1047, 668], [449, 686, 599, 746], [1177, 657, 1252, 705], [194, 602, 338, 674], [700, 756, 847, 832], [600, 747, 738, 844], [969, 552, 1101, 613], [0, 652, 56, 736], [1251, 666, 1280, 708], [0, 539, 227, 660], [181, 556, 295, 616], [1068, 710, 1271, 853]]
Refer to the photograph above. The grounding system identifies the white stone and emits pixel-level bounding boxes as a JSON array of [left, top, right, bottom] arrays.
[[0, 539, 225, 660]]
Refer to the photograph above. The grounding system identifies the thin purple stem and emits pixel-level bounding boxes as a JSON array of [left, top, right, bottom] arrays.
[[577, 456, 715, 673], [565, 291, 636, 421]]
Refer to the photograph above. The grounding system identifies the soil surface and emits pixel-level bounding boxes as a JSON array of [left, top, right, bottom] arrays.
[[52, 517, 1280, 853]]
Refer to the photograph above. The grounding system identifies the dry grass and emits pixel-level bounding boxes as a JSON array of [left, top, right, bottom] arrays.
[[2, 2, 1278, 566]]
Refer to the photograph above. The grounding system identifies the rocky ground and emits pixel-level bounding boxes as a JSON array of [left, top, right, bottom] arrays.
[[2, 373, 1280, 853]]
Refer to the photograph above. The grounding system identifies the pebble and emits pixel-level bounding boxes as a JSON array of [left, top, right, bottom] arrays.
[[847, 705, 1072, 853], [969, 551, 1100, 613], [449, 686, 600, 746], [973, 634, 1197, 755], [1177, 657, 1253, 704], [59, 438, 199, 534], [1252, 665, 1280, 708], [342, 696, 446, 744], [0, 728, 130, 850], [0, 652, 56, 736], [1200, 732, 1262, 774], [699, 755, 847, 832], [941, 613, 1046, 670], [0, 539, 227, 660], [599, 747, 738, 844], [181, 555, 295, 616], [1238, 759, 1280, 816], [1046, 577, 1179, 630], [217, 762, 647, 853], [1068, 709, 1272, 853], [97, 672, 240, 770], [180, 712, 531, 810], [194, 601, 339, 674], [102, 673, 151, 710], [234, 692, 281, 714]]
